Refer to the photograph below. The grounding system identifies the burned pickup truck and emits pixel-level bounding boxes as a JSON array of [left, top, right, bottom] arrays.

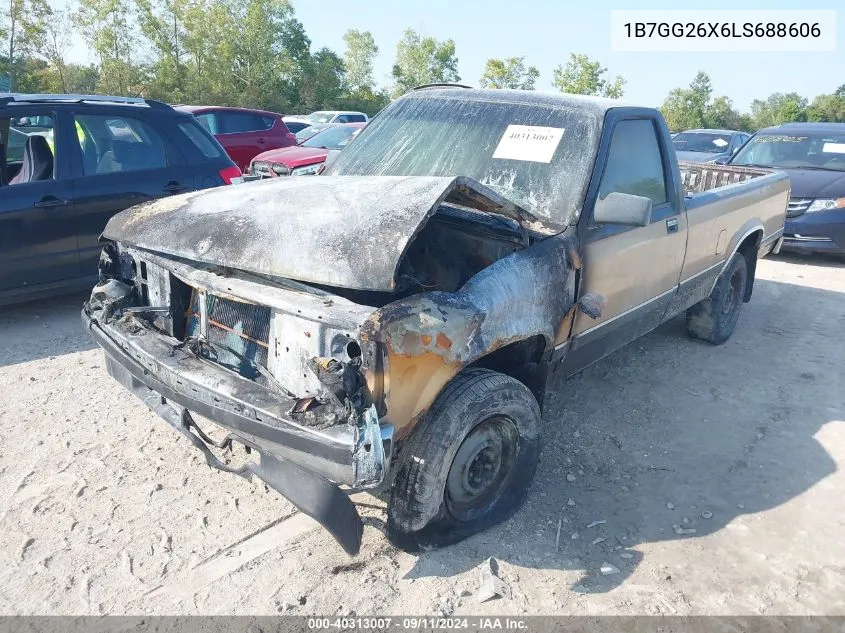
[[83, 88, 789, 556]]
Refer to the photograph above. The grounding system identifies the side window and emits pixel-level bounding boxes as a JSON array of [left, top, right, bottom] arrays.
[[2, 113, 56, 185], [74, 114, 168, 176], [335, 115, 350, 123], [346, 114, 366, 123], [178, 121, 223, 159], [219, 112, 264, 134], [195, 112, 219, 134], [260, 116, 276, 130], [597, 119, 668, 209]]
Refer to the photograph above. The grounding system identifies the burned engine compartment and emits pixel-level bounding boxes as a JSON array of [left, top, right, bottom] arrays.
[[318, 202, 531, 307]]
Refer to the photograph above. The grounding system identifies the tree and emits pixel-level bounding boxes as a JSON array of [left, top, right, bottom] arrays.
[[298, 47, 345, 111], [479, 56, 538, 90], [750, 92, 808, 128], [75, 0, 143, 95], [1, 0, 44, 91], [226, 0, 304, 111], [807, 91, 845, 123], [391, 28, 459, 96], [658, 71, 751, 132], [29, 0, 72, 92], [551, 53, 625, 98], [136, 0, 189, 102], [343, 29, 377, 93]]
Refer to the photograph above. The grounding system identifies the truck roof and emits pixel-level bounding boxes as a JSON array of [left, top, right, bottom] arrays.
[[759, 122, 845, 134], [403, 87, 634, 115]]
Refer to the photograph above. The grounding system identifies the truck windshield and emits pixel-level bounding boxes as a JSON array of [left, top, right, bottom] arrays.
[[732, 131, 845, 172], [325, 95, 602, 227], [673, 132, 732, 153]]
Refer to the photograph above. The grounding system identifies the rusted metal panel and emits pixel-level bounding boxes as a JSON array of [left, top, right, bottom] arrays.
[[360, 235, 579, 435]]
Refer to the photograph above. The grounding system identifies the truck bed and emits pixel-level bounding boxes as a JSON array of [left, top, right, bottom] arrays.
[[678, 163, 789, 292], [679, 161, 773, 194]]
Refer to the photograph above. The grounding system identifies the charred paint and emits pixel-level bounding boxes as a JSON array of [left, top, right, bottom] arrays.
[[361, 233, 580, 435]]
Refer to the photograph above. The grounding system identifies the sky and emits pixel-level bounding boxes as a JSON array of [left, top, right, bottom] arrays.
[[63, 0, 844, 112]]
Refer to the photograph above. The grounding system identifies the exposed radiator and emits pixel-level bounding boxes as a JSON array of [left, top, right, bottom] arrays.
[[186, 289, 272, 382]]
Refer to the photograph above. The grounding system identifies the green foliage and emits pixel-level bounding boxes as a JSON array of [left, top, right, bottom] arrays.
[[551, 53, 625, 98], [74, 0, 148, 95], [343, 29, 377, 93], [659, 71, 755, 132], [749, 92, 808, 128], [1, 0, 49, 91], [807, 92, 845, 123], [479, 57, 538, 90], [391, 29, 459, 97], [9, 4, 843, 131]]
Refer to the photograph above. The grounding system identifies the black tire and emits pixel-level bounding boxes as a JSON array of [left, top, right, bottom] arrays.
[[386, 368, 542, 551], [686, 252, 748, 345]]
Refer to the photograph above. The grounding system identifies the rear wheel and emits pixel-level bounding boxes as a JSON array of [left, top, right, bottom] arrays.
[[386, 369, 542, 551], [686, 252, 748, 345]]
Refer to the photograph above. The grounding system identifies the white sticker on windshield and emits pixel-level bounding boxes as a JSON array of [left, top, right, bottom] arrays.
[[713, 138, 729, 147], [492, 125, 565, 163], [822, 142, 845, 154]]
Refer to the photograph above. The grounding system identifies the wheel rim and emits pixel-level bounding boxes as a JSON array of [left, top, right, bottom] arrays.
[[445, 416, 520, 522], [718, 268, 743, 327]]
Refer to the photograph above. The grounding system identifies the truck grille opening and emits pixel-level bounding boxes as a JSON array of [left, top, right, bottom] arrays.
[[186, 290, 271, 383]]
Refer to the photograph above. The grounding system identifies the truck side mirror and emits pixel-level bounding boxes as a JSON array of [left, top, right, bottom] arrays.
[[593, 192, 653, 227], [713, 155, 730, 165]]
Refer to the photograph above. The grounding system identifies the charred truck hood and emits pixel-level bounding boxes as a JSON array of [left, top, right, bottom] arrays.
[[102, 174, 560, 292]]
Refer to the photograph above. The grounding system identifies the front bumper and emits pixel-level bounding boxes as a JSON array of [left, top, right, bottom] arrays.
[[783, 213, 845, 255], [82, 307, 393, 556]]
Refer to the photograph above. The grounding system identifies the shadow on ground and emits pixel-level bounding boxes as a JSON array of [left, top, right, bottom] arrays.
[[399, 276, 843, 592], [0, 291, 94, 367]]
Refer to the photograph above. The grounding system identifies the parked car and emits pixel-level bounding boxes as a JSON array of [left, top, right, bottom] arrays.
[[176, 105, 297, 172], [0, 93, 240, 306], [83, 88, 788, 556], [250, 122, 365, 177], [282, 116, 312, 135], [294, 122, 334, 143], [304, 110, 368, 124], [722, 122, 845, 255], [673, 128, 751, 163]]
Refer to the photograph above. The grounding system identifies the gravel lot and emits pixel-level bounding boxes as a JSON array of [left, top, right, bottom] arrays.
[[1, 254, 843, 616]]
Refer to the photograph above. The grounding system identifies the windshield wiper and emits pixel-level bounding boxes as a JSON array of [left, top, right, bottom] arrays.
[[778, 164, 844, 172], [730, 163, 772, 169]]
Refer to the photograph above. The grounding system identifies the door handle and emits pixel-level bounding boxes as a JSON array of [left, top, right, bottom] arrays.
[[163, 182, 186, 194], [33, 196, 69, 208], [666, 218, 679, 234], [256, 137, 266, 143]]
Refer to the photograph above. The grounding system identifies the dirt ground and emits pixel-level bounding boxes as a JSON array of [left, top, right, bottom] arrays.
[[1, 253, 843, 617]]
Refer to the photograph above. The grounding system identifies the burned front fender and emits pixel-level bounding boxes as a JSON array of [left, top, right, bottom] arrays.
[[360, 234, 579, 436]]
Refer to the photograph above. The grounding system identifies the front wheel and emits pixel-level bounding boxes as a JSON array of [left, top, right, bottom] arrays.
[[686, 252, 748, 345], [386, 369, 542, 551]]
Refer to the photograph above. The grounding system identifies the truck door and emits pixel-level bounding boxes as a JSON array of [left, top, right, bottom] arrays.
[[562, 116, 688, 374]]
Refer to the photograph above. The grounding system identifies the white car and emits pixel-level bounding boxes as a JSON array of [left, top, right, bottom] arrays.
[[302, 110, 369, 124]]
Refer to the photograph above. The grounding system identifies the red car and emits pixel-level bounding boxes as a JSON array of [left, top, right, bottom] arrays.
[[249, 122, 365, 177], [175, 105, 297, 172]]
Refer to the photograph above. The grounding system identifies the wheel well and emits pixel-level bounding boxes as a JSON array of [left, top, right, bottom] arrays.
[[467, 335, 550, 409], [736, 230, 762, 302]]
